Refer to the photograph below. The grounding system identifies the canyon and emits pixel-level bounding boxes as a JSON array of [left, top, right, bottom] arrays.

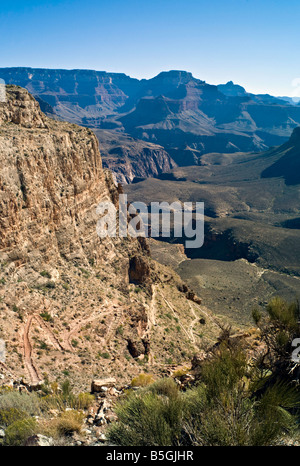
[[0, 86, 226, 391], [1, 67, 300, 183]]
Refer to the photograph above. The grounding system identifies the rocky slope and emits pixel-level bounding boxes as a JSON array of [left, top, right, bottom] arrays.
[[261, 126, 300, 185], [0, 87, 228, 392]]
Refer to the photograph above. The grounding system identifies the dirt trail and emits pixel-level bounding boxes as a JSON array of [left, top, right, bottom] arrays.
[[144, 285, 157, 365], [160, 292, 193, 344], [34, 315, 65, 351], [64, 301, 124, 350], [187, 302, 199, 344], [23, 316, 41, 384], [161, 291, 221, 350], [65, 313, 101, 351], [148, 284, 157, 328]]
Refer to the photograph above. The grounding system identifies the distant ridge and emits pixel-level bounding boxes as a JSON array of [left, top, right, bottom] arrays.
[[2, 67, 300, 169], [261, 126, 300, 185]]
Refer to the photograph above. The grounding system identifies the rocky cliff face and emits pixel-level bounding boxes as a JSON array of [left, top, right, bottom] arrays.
[[93, 129, 177, 184], [0, 87, 211, 391], [0, 86, 116, 265]]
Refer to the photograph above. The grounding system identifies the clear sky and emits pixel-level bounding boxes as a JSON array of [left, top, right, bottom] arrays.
[[1, 0, 300, 97]]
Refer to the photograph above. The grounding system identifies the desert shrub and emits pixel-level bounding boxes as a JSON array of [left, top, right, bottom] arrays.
[[4, 418, 37, 446], [61, 379, 72, 398], [77, 392, 95, 410], [182, 345, 300, 446], [0, 407, 27, 427], [200, 344, 248, 400], [131, 373, 155, 387], [252, 308, 262, 325], [43, 410, 84, 438], [0, 391, 41, 418], [108, 378, 183, 446], [39, 341, 49, 351], [172, 367, 190, 379], [40, 311, 53, 322], [266, 297, 300, 330], [252, 297, 300, 381], [250, 381, 299, 445], [45, 281, 55, 289], [41, 380, 93, 412], [0, 391, 42, 445], [148, 378, 180, 399], [108, 342, 300, 446], [116, 325, 124, 336]]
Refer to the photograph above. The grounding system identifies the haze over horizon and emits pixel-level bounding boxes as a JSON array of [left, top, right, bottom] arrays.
[[1, 0, 300, 98]]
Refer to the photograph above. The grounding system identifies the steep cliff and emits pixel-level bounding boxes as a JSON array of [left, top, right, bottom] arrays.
[[0, 86, 116, 264], [0, 87, 216, 391], [94, 129, 177, 184]]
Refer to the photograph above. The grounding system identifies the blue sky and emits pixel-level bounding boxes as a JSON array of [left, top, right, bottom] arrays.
[[1, 0, 299, 96]]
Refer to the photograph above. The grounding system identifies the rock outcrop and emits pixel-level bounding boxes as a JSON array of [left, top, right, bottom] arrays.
[[94, 129, 176, 184]]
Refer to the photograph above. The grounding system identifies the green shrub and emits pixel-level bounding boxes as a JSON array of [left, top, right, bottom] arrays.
[[0, 391, 41, 418], [61, 379, 72, 398], [182, 345, 300, 446], [131, 373, 155, 387], [40, 311, 53, 322], [172, 367, 190, 379], [5, 418, 37, 446], [41, 380, 94, 412], [0, 391, 41, 445], [77, 392, 95, 410], [116, 325, 124, 336], [108, 378, 183, 446], [266, 297, 300, 330], [108, 343, 300, 446], [39, 341, 49, 351], [0, 407, 27, 427], [252, 308, 262, 325], [253, 297, 300, 379], [45, 281, 55, 289]]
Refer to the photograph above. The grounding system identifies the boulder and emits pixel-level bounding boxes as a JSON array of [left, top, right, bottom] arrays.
[[25, 434, 53, 446], [91, 377, 116, 393]]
